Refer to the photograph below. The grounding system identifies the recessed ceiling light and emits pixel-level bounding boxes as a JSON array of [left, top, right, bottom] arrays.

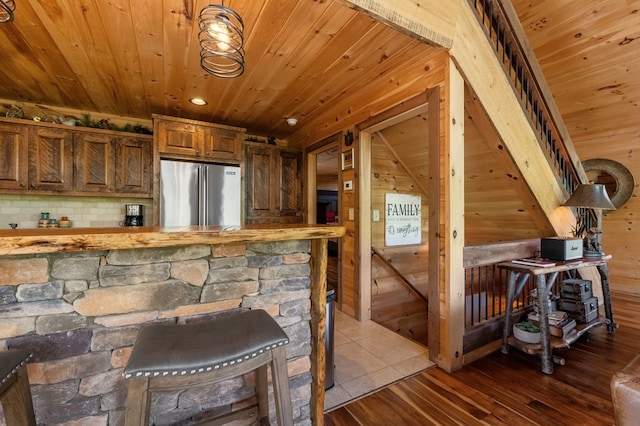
[[190, 97, 208, 106], [286, 118, 298, 126]]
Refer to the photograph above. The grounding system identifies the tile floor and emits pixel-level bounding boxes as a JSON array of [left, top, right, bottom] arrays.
[[323, 309, 436, 412]]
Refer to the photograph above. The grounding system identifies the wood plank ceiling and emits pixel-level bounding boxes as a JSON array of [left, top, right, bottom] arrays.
[[0, 0, 638, 155], [0, 0, 437, 144]]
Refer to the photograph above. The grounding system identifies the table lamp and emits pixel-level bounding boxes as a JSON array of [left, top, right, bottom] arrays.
[[563, 183, 616, 257]]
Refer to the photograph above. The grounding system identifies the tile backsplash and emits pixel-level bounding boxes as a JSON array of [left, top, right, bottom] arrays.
[[0, 195, 153, 229]]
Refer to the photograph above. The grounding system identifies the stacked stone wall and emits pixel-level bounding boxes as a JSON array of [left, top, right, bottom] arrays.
[[0, 240, 313, 425]]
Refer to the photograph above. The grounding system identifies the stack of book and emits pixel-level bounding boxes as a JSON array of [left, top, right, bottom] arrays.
[[511, 258, 557, 268], [527, 310, 577, 337]]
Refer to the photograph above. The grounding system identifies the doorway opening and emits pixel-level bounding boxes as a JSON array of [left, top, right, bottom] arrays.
[[306, 137, 341, 302]]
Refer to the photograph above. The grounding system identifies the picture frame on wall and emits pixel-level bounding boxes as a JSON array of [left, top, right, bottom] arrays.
[[342, 149, 354, 170]]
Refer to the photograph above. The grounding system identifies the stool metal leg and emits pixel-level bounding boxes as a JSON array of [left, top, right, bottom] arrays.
[[124, 377, 151, 426], [0, 366, 36, 426], [270, 346, 293, 426]]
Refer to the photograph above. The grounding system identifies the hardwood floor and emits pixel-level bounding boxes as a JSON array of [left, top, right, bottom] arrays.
[[325, 290, 640, 425]]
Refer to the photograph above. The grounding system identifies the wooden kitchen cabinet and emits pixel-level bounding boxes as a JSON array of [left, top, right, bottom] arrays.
[[0, 118, 153, 198], [74, 132, 115, 193], [154, 114, 244, 163], [73, 133, 151, 196], [28, 126, 74, 191], [245, 143, 303, 224], [115, 135, 152, 196], [0, 122, 28, 190]]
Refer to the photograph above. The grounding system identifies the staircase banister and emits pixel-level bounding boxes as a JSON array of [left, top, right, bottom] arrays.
[[497, 0, 588, 185]]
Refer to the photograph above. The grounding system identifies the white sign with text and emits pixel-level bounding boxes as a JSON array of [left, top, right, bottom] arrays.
[[385, 193, 421, 246]]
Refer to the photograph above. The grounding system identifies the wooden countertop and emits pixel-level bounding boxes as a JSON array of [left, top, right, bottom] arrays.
[[0, 224, 346, 256]]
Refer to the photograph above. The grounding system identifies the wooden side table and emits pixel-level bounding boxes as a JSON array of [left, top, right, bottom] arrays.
[[498, 255, 615, 374]]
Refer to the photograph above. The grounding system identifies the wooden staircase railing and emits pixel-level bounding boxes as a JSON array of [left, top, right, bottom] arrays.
[[468, 0, 596, 230]]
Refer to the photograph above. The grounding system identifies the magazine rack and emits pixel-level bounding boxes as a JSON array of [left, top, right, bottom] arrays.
[[498, 255, 615, 374]]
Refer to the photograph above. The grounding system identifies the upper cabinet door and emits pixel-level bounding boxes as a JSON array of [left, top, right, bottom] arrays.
[[201, 126, 243, 161], [28, 127, 74, 191], [74, 133, 116, 193], [115, 136, 152, 196], [153, 114, 244, 164], [0, 122, 28, 190], [156, 119, 200, 157]]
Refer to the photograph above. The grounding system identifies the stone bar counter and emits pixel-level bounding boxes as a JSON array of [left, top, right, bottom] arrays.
[[0, 224, 344, 425]]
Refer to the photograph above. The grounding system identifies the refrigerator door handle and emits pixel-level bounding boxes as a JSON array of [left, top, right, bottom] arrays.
[[198, 165, 208, 225]]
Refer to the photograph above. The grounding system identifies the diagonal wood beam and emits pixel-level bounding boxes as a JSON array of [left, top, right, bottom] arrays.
[[336, 0, 459, 48]]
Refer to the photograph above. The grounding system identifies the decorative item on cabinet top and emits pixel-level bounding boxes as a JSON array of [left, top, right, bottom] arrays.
[[1, 103, 152, 134]]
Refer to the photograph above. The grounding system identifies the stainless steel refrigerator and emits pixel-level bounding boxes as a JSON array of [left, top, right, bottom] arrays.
[[160, 159, 241, 227]]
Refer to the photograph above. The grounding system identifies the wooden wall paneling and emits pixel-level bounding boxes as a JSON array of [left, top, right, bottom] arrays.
[[571, 135, 640, 294], [463, 88, 554, 244]]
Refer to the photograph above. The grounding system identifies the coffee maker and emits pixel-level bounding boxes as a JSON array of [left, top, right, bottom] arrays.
[[123, 204, 144, 226]]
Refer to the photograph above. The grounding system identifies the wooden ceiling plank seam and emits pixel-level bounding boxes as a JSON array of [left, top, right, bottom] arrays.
[[232, 2, 359, 128], [161, 0, 197, 116], [55, 0, 126, 113], [288, 52, 446, 148], [283, 34, 433, 136], [267, 11, 392, 103], [26, 0, 124, 114], [197, 0, 272, 123], [94, 0, 148, 118], [277, 25, 404, 116], [130, 0, 165, 117], [205, 0, 302, 122], [221, 3, 385, 133], [0, 1, 93, 110]]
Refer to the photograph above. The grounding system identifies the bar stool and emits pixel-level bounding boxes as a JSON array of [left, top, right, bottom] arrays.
[[0, 349, 36, 426], [123, 309, 293, 426]]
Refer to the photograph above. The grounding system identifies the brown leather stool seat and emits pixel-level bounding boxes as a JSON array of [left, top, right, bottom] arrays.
[[0, 349, 36, 426], [611, 354, 640, 426], [123, 309, 293, 425]]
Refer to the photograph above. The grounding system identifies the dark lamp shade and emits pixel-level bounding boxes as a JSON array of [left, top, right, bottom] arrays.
[[563, 183, 616, 210]]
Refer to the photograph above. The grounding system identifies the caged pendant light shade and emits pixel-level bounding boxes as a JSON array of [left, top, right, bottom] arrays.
[[198, 1, 245, 78], [0, 0, 16, 23]]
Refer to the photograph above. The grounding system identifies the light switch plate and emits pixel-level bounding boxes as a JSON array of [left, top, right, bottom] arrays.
[[373, 210, 379, 222], [348, 208, 354, 221], [344, 180, 353, 190]]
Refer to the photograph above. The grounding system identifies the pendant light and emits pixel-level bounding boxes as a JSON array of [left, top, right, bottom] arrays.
[[198, 1, 245, 78], [0, 0, 15, 23]]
